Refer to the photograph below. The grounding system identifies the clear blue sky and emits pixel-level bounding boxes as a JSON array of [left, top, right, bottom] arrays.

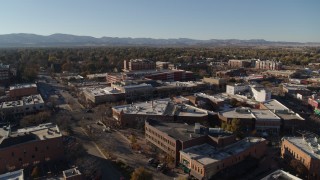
[[0, 0, 319, 42]]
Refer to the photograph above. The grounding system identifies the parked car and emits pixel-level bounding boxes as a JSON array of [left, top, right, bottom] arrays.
[[148, 158, 154, 164], [157, 163, 165, 171]]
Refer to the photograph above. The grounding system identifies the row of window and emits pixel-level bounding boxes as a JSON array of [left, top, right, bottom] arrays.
[[146, 133, 175, 155], [146, 127, 175, 147]]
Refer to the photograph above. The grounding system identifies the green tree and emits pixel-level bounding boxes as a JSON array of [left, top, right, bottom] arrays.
[[131, 167, 153, 180]]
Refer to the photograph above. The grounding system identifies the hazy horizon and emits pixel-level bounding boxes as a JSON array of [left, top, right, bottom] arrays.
[[1, 0, 319, 43]]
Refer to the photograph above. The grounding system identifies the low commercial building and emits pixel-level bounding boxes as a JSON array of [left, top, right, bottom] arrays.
[[0, 123, 64, 174], [0, 169, 24, 180], [260, 99, 304, 131], [145, 120, 235, 164], [9, 84, 37, 100], [263, 70, 296, 78], [251, 109, 281, 134], [226, 84, 271, 102], [112, 98, 208, 127], [218, 107, 281, 135], [111, 83, 154, 101], [250, 86, 271, 102], [202, 77, 226, 90], [63, 167, 83, 180], [281, 134, 320, 179], [82, 87, 124, 104], [261, 169, 302, 180], [86, 73, 108, 80], [180, 137, 267, 180], [0, 94, 45, 117]]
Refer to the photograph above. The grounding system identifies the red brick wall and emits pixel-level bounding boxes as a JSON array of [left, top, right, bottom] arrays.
[[9, 87, 38, 99], [0, 137, 64, 173]]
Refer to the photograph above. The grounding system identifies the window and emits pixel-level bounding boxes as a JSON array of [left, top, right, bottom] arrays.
[[12, 152, 14, 157], [46, 146, 49, 150], [217, 165, 219, 170], [32, 155, 35, 159]]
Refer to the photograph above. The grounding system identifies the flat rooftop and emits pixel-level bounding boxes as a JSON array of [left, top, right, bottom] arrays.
[[63, 167, 81, 178], [0, 123, 62, 148], [262, 99, 304, 121], [262, 99, 289, 111], [83, 87, 123, 96], [113, 98, 172, 116], [261, 169, 302, 180], [1, 94, 44, 109], [180, 137, 265, 166], [9, 83, 37, 90], [219, 107, 254, 119], [0, 169, 24, 180], [283, 136, 320, 159], [147, 120, 205, 141], [195, 93, 225, 103], [251, 109, 280, 121], [175, 104, 208, 117]]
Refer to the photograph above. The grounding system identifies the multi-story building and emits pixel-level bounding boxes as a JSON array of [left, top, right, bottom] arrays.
[[250, 85, 271, 102], [260, 99, 304, 131], [228, 59, 253, 68], [0, 169, 24, 180], [179, 137, 267, 180], [111, 83, 154, 101], [202, 77, 226, 90], [281, 134, 320, 179], [0, 123, 64, 174], [0, 94, 45, 117], [106, 73, 127, 84], [112, 98, 209, 127], [261, 169, 302, 180], [218, 107, 281, 135], [9, 84, 38, 100], [82, 87, 124, 104], [255, 60, 282, 70], [156, 61, 173, 70], [0, 64, 10, 84], [226, 84, 271, 102], [145, 120, 235, 164], [123, 59, 156, 72], [226, 84, 250, 95]]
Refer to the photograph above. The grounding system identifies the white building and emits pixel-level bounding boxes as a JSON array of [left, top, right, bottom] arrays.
[[250, 85, 271, 102], [226, 84, 249, 95]]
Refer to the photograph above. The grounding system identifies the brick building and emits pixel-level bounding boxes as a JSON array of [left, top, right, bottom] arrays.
[[123, 59, 156, 72], [180, 137, 267, 180], [9, 84, 38, 100], [0, 123, 64, 174], [260, 99, 304, 131], [218, 107, 281, 135], [112, 99, 208, 127], [281, 135, 320, 179], [145, 120, 235, 164]]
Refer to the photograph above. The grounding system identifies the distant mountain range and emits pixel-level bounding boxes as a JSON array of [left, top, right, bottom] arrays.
[[0, 33, 319, 47]]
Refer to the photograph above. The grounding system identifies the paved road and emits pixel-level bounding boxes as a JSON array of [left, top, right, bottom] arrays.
[[72, 126, 123, 180]]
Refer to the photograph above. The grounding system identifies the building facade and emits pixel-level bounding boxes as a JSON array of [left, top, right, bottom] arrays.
[[9, 84, 38, 100], [180, 137, 267, 180], [281, 136, 320, 179], [0, 123, 64, 174]]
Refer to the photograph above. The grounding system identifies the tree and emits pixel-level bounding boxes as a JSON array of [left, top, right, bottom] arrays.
[[231, 118, 243, 138], [31, 166, 39, 178], [131, 167, 153, 180], [290, 159, 307, 177]]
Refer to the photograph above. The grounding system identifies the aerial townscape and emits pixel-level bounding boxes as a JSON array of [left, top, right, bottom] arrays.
[[0, 1, 319, 180]]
